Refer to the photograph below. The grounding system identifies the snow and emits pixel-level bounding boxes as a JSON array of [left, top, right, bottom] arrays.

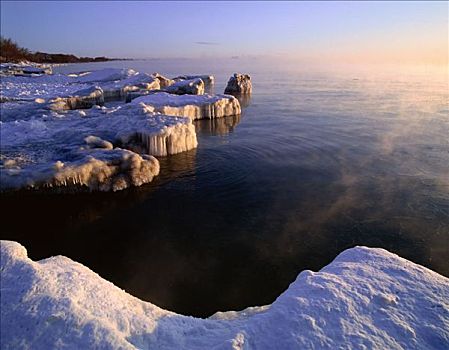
[[1, 241, 448, 349], [131, 92, 241, 120]]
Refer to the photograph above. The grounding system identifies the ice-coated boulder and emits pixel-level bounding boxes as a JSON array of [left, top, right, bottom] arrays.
[[131, 92, 241, 120], [165, 78, 205, 95], [49, 86, 105, 110], [224, 73, 252, 94], [1, 242, 448, 349]]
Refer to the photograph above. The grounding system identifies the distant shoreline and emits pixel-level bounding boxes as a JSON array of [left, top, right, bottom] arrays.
[[0, 54, 133, 65], [0, 37, 131, 64]]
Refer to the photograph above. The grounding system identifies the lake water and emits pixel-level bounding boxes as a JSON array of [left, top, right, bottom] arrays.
[[1, 59, 448, 317]]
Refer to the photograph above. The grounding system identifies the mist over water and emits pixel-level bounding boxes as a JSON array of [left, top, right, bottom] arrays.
[[1, 59, 448, 317]]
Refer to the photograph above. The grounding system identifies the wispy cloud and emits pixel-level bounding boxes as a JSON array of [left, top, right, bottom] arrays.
[[194, 41, 219, 46]]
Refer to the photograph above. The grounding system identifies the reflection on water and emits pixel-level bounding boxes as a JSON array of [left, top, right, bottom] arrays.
[[233, 93, 252, 108], [194, 114, 241, 136], [1, 62, 448, 317]]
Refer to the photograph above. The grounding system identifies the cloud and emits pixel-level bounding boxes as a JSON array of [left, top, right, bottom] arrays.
[[194, 41, 219, 46]]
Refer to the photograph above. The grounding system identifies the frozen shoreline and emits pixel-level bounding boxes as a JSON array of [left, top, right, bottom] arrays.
[[1, 240, 448, 349], [0, 67, 241, 192]]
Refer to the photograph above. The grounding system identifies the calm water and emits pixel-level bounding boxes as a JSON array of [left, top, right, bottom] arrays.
[[1, 60, 448, 317]]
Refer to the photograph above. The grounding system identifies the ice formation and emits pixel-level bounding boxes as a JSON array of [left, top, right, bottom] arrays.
[[47, 149, 159, 192], [165, 78, 205, 95], [0, 67, 247, 192], [1, 103, 197, 191], [1, 241, 448, 349], [131, 92, 241, 120], [224, 73, 252, 94]]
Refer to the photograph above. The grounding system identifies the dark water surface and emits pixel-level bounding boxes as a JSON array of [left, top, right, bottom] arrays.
[[1, 60, 448, 317]]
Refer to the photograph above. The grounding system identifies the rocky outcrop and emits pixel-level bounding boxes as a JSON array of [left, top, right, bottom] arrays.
[[224, 73, 252, 94]]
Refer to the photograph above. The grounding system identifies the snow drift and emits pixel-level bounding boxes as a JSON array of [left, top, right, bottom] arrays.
[[1, 241, 448, 349]]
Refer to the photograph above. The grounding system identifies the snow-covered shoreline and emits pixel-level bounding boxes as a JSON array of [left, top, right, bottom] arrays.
[[1, 240, 448, 349]]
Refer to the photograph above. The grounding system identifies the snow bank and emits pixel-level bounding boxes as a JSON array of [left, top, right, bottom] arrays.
[[131, 92, 241, 120], [1, 242, 448, 349]]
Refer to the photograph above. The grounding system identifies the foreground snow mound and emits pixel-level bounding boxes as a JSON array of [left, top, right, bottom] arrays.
[[132, 92, 241, 120], [1, 242, 448, 349]]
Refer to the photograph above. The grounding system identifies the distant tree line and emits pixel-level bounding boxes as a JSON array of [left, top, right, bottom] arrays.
[[0, 37, 112, 63]]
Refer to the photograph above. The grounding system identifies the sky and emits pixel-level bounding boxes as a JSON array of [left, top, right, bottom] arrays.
[[1, 1, 447, 66]]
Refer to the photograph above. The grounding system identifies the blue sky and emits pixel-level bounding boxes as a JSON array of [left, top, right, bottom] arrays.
[[1, 1, 447, 64]]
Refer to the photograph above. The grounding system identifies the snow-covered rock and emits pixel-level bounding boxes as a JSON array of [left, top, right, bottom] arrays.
[[1, 242, 448, 349], [0, 103, 198, 191], [165, 78, 205, 95], [224, 73, 252, 94], [131, 92, 241, 120]]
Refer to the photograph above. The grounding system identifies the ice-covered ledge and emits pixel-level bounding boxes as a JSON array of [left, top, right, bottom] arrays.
[[1, 241, 448, 349], [131, 92, 241, 120]]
